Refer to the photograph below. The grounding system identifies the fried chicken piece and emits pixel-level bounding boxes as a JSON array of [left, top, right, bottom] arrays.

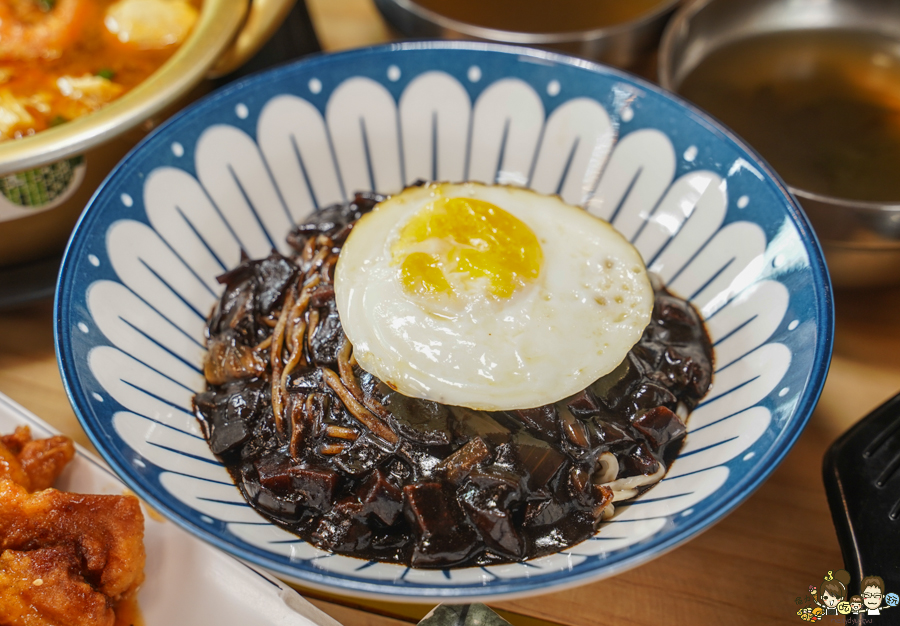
[[0, 480, 145, 600], [0, 429, 144, 625], [0, 426, 32, 451], [16, 436, 76, 493], [0, 427, 75, 492], [0, 436, 30, 488], [0, 546, 115, 626]]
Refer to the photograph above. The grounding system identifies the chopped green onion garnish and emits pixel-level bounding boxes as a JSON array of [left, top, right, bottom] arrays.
[[96, 69, 116, 81], [37, 0, 56, 11], [49, 115, 68, 127]]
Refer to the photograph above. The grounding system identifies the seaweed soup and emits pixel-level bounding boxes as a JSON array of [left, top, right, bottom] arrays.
[[679, 29, 900, 203]]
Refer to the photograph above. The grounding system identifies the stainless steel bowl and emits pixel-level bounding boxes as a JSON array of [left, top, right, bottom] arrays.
[[659, 0, 900, 287], [374, 0, 681, 77]]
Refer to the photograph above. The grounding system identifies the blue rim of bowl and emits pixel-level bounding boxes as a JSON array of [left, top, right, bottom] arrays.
[[55, 40, 834, 600]]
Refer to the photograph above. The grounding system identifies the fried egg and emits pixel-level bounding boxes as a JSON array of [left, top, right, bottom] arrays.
[[334, 182, 653, 411]]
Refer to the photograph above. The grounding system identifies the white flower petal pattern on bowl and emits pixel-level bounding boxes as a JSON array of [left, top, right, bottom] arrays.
[[57, 43, 831, 600]]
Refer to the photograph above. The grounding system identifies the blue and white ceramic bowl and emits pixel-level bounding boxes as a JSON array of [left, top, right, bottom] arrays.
[[56, 42, 833, 601]]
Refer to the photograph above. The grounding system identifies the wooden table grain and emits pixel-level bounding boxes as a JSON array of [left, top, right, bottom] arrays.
[[2, 1, 899, 624]]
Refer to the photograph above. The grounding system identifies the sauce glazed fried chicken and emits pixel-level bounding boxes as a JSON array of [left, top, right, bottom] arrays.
[[0, 427, 145, 626], [0, 427, 75, 492]]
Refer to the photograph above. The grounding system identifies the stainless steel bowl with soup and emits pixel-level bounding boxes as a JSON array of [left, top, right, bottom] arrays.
[[659, 0, 900, 287], [374, 0, 681, 76], [0, 0, 295, 267]]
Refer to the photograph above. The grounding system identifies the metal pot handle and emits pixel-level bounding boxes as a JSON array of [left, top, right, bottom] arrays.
[[208, 0, 299, 78]]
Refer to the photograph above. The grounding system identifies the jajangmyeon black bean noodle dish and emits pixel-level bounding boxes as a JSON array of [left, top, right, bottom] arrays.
[[194, 182, 713, 568]]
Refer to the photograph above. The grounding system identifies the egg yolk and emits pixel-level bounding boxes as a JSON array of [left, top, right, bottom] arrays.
[[392, 196, 543, 302]]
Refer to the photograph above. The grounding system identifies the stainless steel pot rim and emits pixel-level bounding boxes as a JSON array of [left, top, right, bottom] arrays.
[[380, 0, 681, 44], [823, 240, 900, 251], [657, 0, 705, 91], [792, 187, 900, 213]]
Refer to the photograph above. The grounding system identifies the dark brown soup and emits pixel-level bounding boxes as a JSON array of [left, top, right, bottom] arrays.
[[678, 29, 900, 203], [411, 0, 670, 34]]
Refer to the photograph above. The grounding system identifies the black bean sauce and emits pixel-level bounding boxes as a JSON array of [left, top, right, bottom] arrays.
[[193, 192, 714, 568]]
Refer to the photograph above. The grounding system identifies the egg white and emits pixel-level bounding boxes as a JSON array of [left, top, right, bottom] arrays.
[[334, 182, 654, 411]]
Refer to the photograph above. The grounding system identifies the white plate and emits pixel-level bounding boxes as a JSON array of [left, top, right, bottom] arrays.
[[0, 392, 342, 626]]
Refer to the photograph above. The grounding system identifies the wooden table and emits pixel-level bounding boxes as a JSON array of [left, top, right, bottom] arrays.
[[2, 1, 900, 624]]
